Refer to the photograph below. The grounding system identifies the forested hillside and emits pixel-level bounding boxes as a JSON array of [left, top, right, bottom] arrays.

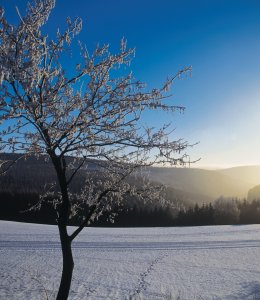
[[1, 153, 260, 226]]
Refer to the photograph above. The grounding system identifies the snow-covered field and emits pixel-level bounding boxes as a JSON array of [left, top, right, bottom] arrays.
[[0, 221, 260, 300]]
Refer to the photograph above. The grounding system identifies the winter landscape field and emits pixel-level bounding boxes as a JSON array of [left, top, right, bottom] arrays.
[[0, 221, 260, 300]]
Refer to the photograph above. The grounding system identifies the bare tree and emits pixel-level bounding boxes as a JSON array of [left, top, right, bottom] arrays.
[[0, 1, 194, 299]]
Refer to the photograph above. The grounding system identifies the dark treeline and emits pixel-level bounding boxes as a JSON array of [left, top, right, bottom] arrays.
[[100, 198, 260, 226], [175, 199, 260, 226], [0, 192, 57, 224], [1, 191, 260, 226], [0, 191, 175, 226]]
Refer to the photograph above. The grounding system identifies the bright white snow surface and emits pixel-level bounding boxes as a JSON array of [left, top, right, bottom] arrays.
[[0, 221, 260, 300]]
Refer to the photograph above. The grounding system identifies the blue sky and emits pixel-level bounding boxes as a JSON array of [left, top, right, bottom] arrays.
[[2, 0, 260, 168]]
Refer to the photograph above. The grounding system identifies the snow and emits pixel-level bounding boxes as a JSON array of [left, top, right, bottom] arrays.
[[0, 221, 260, 299]]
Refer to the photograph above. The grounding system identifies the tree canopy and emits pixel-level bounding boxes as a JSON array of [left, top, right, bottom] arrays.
[[0, 1, 193, 298]]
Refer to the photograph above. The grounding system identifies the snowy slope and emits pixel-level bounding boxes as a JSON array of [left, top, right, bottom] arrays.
[[0, 221, 260, 299]]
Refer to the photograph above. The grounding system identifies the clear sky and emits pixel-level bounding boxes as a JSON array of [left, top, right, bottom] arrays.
[[1, 0, 260, 168]]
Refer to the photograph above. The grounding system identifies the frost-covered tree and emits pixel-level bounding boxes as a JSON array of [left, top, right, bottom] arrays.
[[0, 1, 193, 298]]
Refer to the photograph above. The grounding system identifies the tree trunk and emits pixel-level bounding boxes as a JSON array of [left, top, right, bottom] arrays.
[[56, 224, 74, 300], [48, 153, 74, 300]]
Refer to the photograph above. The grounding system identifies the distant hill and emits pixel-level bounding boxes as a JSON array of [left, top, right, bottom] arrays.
[[217, 166, 260, 187], [1, 153, 260, 204], [148, 167, 253, 200], [0, 153, 98, 194], [0, 153, 195, 209]]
